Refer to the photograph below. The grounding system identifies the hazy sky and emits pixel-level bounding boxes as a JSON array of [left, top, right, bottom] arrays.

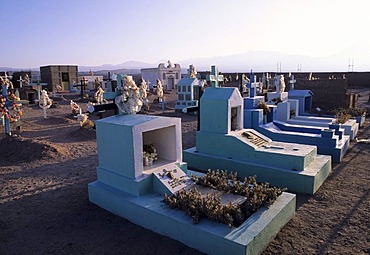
[[2, 0, 370, 70]]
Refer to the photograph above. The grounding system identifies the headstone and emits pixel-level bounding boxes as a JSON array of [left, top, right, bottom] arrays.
[[247, 71, 259, 98], [289, 75, 296, 90], [17, 76, 23, 88], [206, 65, 223, 88], [267, 75, 288, 103]]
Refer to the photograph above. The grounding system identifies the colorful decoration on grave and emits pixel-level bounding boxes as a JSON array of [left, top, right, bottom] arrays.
[[163, 170, 286, 228], [0, 92, 23, 123]]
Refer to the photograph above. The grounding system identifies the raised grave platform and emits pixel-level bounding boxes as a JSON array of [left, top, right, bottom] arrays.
[[89, 113, 296, 255], [89, 180, 296, 255]]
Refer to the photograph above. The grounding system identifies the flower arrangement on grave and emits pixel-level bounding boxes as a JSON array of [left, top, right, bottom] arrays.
[[163, 169, 286, 228], [335, 111, 351, 124], [115, 76, 144, 114], [336, 107, 367, 117], [256, 101, 270, 115], [39, 90, 53, 109], [290, 109, 296, 118], [70, 100, 80, 114], [143, 144, 158, 166], [0, 93, 23, 123], [310, 107, 367, 118]]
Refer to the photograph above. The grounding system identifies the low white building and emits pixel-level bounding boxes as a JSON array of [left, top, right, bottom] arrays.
[[141, 60, 181, 90]]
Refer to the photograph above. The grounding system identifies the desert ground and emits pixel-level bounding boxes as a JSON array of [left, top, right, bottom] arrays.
[[0, 90, 369, 255]]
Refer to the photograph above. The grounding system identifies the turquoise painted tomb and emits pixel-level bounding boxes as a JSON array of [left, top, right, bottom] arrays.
[[88, 113, 296, 255], [183, 87, 332, 194]]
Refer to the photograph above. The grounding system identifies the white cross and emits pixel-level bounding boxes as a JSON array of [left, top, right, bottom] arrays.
[[17, 76, 23, 88], [147, 79, 151, 91], [289, 75, 296, 90]]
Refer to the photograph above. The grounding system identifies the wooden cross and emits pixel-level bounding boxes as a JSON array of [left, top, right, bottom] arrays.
[[73, 77, 88, 98], [289, 75, 296, 90], [206, 65, 223, 88]]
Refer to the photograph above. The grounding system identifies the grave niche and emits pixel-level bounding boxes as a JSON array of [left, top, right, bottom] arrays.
[[27, 91, 36, 104], [142, 125, 177, 172], [231, 106, 241, 131]]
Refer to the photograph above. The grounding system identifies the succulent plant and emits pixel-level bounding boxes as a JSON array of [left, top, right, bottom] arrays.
[[163, 169, 286, 228]]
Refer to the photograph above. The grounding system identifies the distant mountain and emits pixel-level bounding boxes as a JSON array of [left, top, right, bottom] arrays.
[[177, 51, 354, 73], [2, 49, 368, 74], [78, 61, 154, 72], [0, 66, 39, 72]]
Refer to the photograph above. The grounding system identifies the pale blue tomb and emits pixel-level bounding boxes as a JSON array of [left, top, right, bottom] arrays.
[[88, 113, 296, 255], [184, 87, 332, 194]]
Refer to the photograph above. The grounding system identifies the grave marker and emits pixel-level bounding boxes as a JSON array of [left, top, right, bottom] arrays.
[[206, 65, 223, 88], [39, 90, 52, 119], [17, 76, 23, 88], [247, 71, 259, 98], [1, 84, 11, 136], [289, 75, 296, 90]]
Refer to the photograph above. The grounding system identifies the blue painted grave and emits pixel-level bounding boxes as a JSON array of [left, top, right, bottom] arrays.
[[184, 84, 331, 194], [88, 113, 296, 255]]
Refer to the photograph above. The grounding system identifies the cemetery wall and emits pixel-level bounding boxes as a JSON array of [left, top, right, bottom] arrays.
[[217, 72, 370, 89], [295, 79, 349, 110], [346, 72, 370, 87]]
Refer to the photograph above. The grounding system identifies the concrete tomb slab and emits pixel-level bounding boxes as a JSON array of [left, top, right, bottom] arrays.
[[184, 87, 332, 194], [88, 113, 296, 255]]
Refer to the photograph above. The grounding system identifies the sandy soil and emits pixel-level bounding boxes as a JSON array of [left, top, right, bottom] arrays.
[[0, 90, 369, 255]]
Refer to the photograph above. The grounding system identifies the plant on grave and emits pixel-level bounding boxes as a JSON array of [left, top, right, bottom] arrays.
[[163, 169, 286, 228], [290, 109, 296, 118], [347, 107, 367, 117], [143, 143, 158, 164], [335, 107, 367, 117], [271, 97, 283, 105], [256, 101, 270, 115], [335, 111, 351, 124]]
